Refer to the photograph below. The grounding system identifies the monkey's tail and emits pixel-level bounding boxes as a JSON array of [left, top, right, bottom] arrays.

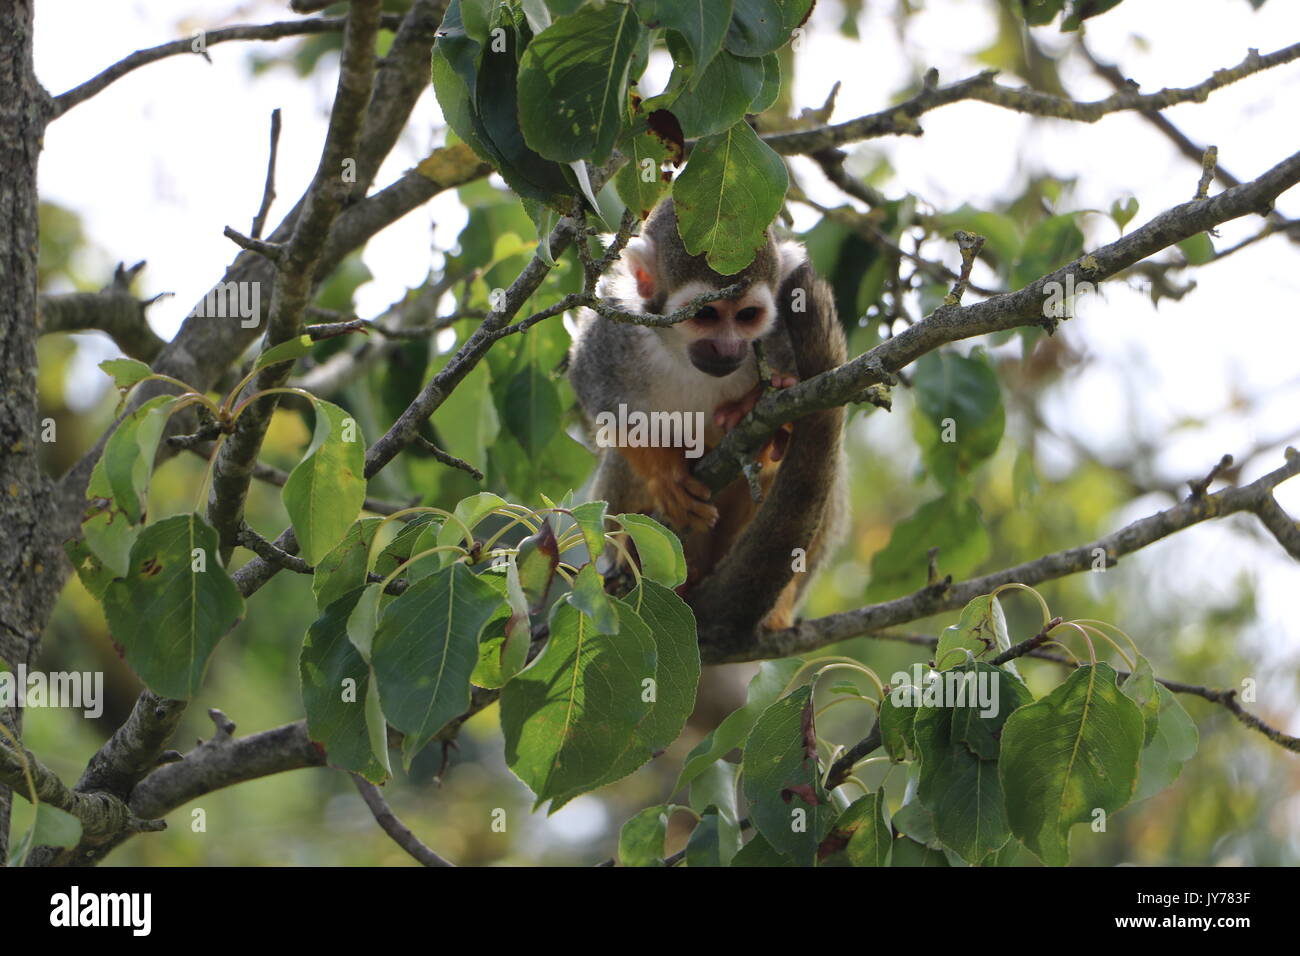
[[687, 261, 847, 653]]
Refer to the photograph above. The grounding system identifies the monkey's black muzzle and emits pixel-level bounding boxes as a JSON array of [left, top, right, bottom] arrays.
[[689, 340, 746, 377]]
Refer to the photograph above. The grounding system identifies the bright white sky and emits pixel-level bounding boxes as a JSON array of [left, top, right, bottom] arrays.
[[32, 0, 1300, 783]]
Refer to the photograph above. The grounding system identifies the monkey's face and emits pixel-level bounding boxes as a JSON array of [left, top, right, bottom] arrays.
[[662, 281, 777, 378]]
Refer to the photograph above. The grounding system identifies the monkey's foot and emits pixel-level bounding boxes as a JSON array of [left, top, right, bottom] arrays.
[[647, 470, 718, 535]]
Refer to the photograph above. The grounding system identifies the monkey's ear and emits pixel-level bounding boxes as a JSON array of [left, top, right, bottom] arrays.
[[776, 239, 808, 281], [623, 237, 658, 300]]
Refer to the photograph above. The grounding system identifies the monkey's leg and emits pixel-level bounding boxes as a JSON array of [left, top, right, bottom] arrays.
[[619, 444, 718, 534]]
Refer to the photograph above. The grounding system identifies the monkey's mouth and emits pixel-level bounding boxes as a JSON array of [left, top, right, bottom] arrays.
[[690, 356, 744, 377]]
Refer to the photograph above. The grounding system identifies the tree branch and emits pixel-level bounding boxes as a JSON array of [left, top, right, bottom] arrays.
[[709, 452, 1300, 663], [692, 146, 1300, 492], [50, 14, 405, 117], [763, 42, 1300, 155], [206, 0, 384, 556], [37, 261, 168, 361]]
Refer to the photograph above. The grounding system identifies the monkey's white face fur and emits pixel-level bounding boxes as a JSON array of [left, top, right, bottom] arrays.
[[601, 236, 806, 425]]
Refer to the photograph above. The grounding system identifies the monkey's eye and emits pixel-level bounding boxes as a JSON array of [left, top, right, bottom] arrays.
[[695, 305, 719, 321], [736, 306, 761, 323]]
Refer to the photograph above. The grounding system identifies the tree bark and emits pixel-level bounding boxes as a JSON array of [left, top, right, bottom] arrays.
[[0, 0, 56, 863]]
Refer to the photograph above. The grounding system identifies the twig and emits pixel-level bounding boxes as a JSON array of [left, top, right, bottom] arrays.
[[251, 109, 282, 240], [51, 15, 405, 117], [351, 775, 455, 867], [223, 225, 283, 261]]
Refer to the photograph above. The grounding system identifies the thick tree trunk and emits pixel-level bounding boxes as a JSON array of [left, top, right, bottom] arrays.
[[0, 0, 57, 863]]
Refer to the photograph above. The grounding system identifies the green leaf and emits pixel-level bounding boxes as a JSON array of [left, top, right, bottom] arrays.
[[823, 792, 892, 867], [11, 803, 83, 864], [685, 808, 724, 866], [253, 333, 314, 372], [345, 582, 383, 662], [635, 0, 732, 79], [615, 512, 687, 587], [1018, 0, 1067, 27], [32, 803, 83, 849], [676, 658, 803, 792], [934, 594, 1009, 670], [730, 831, 796, 866], [890, 835, 950, 867], [374, 513, 441, 576], [300, 588, 388, 782], [436, 491, 509, 555], [517, 2, 643, 163], [547, 583, 700, 806], [914, 663, 1032, 863], [1134, 684, 1198, 802], [878, 686, 917, 762], [688, 760, 742, 865], [742, 685, 833, 865], [312, 518, 381, 610], [570, 499, 609, 565], [1061, 0, 1124, 31], [503, 362, 562, 455], [1110, 196, 1139, 232], [99, 357, 153, 390], [1121, 655, 1160, 746], [500, 599, 657, 808], [1178, 232, 1215, 265], [513, 518, 560, 612], [82, 455, 140, 578], [673, 121, 788, 274], [568, 562, 619, 634], [282, 400, 366, 566], [64, 538, 115, 601], [498, 557, 533, 683], [750, 53, 781, 113], [865, 494, 990, 602], [614, 127, 673, 220], [619, 805, 670, 866], [912, 349, 1004, 490], [616, 580, 701, 756], [102, 394, 176, 524], [370, 563, 504, 761], [103, 514, 244, 699], [665, 44, 765, 139], [999, 663, 1145, 865], [892, 796, 939, 846], [725, 0, 809, 57]]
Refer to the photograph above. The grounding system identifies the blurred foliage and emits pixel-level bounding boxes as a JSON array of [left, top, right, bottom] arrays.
[[20, 0, 1298, 866]]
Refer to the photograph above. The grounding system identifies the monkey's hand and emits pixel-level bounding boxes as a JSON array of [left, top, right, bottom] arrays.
[[622, 445, 718, 534], [713, 372, 798, 462]]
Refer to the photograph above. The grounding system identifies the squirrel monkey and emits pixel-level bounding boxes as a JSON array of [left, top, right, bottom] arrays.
[[568, 199, 847, 639]]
